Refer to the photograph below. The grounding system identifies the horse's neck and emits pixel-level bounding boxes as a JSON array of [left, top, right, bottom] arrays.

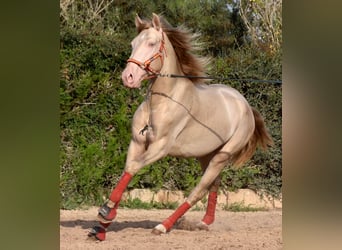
[[146, 38, 195, 133], [149, 66, 192, 110], [150, 38, 187, 95]]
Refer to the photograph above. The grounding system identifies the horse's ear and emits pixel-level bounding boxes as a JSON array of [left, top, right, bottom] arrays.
[[152, 13, 161, 31], [135, 14, 143, 28]]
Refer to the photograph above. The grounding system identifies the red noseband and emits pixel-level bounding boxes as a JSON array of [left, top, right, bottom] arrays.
[[127, 32, 166, 79]]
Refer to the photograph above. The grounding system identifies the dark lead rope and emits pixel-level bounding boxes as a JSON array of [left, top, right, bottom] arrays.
[[157, 73, 282, 85]]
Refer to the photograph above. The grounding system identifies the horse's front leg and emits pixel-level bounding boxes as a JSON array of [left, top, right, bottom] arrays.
[[89, 136, 169, 241]]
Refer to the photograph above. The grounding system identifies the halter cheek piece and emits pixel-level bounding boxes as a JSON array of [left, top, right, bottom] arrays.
[[127, 32, 166, 79]]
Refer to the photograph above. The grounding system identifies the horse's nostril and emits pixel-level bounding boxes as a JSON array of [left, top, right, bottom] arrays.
[[128, 73, 133, 81]]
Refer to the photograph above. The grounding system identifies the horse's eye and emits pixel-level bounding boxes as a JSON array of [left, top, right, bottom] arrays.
[[148, 42, 156, 47]]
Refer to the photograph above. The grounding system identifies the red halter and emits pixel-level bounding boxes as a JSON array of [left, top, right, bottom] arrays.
[[127, 32, 166, 79]]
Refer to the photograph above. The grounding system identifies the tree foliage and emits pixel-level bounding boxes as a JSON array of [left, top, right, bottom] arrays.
[[60, 0, 282, 209], [239, 0, 282, 52]]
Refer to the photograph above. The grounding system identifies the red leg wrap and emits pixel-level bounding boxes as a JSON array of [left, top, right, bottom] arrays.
[[98, 172, 132, 222], [162, 202, 191, 231], [109, 172, 132, 202], [93, 173, 132, 241], [95, 224, 107, 241], [100, 222, 111, 229], [89, 222, 110, 241], [202, 191, 217, 225]]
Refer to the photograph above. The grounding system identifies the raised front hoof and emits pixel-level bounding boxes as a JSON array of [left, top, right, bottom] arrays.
[[196, 221, 210, 231], [151, 224, 167, 235], [88, 226, 106, 241]]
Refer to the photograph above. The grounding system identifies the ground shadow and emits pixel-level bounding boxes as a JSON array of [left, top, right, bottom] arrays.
[[60, 219, 160, 232]]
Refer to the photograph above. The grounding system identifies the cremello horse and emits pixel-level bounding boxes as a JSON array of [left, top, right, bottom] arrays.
[[89, 13, 273, 241]]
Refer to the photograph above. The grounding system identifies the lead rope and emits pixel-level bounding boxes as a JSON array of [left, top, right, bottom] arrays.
[[157, 73, 282, 85], [139, 79, 156, 136]]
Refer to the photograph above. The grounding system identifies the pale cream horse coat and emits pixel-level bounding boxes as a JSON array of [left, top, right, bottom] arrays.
[[93, 13, 272, 238]]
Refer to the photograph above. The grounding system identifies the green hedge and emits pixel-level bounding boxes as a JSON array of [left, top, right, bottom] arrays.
[[60, 1, 281, 209]]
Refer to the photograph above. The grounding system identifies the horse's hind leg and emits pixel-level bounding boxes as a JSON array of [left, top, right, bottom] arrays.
[[193, 153, 221, 230], [197, 175, 221, 230], [152, 151, 230, 235], [176, 176, 221, 231]]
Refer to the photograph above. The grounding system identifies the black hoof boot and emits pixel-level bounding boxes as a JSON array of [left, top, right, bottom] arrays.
[[88, 225, 106, 241], [97, 201, 117, 223]]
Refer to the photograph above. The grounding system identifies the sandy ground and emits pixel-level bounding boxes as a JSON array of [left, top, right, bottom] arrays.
[[60, 207, 282, 250]]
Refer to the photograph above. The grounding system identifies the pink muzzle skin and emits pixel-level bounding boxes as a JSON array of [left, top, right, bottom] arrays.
[[121, 64, 147, 88]]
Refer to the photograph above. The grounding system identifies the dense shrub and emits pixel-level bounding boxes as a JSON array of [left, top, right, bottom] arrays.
[[60, 0, 281, 209]]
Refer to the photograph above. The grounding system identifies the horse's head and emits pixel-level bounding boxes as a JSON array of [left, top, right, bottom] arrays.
[[122, 13, 166, 88]]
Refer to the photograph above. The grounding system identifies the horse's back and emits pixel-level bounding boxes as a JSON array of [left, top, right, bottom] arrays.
[[196, 83, 249, 106]]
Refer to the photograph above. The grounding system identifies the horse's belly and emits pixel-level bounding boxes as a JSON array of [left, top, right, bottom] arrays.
[[168, 116, 235, 157], [168, 135, 224, 158]]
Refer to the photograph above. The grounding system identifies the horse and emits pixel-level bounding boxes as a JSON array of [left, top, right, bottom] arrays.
[[88, 13, 273, 241]]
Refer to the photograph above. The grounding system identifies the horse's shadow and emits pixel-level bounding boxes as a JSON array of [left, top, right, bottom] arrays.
[[60, 219, 160, 232]]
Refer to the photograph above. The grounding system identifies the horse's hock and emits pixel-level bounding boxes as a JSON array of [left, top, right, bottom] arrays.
[[122, 188, 282, 210]]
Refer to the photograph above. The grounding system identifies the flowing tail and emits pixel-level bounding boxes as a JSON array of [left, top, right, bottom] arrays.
[[232, 107, 274, 167]]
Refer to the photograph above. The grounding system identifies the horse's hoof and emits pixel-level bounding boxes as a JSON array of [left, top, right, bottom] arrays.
[[175, 217, 197, 231], [88, 226, 106, 241], [151, 228, 163, 235], [196, 221, 209, 231], [151, 224, 167, 235]]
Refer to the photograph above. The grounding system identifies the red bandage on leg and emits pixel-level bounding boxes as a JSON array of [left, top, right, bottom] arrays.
[[95, 222, 110, 241], [96, 222, 110, 241], [89, 222, 110, 241], [162, 202, 191, 231], [98, 172, 132, 223], [202, 191, 217, 225], [109, 172, 132, 202]]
